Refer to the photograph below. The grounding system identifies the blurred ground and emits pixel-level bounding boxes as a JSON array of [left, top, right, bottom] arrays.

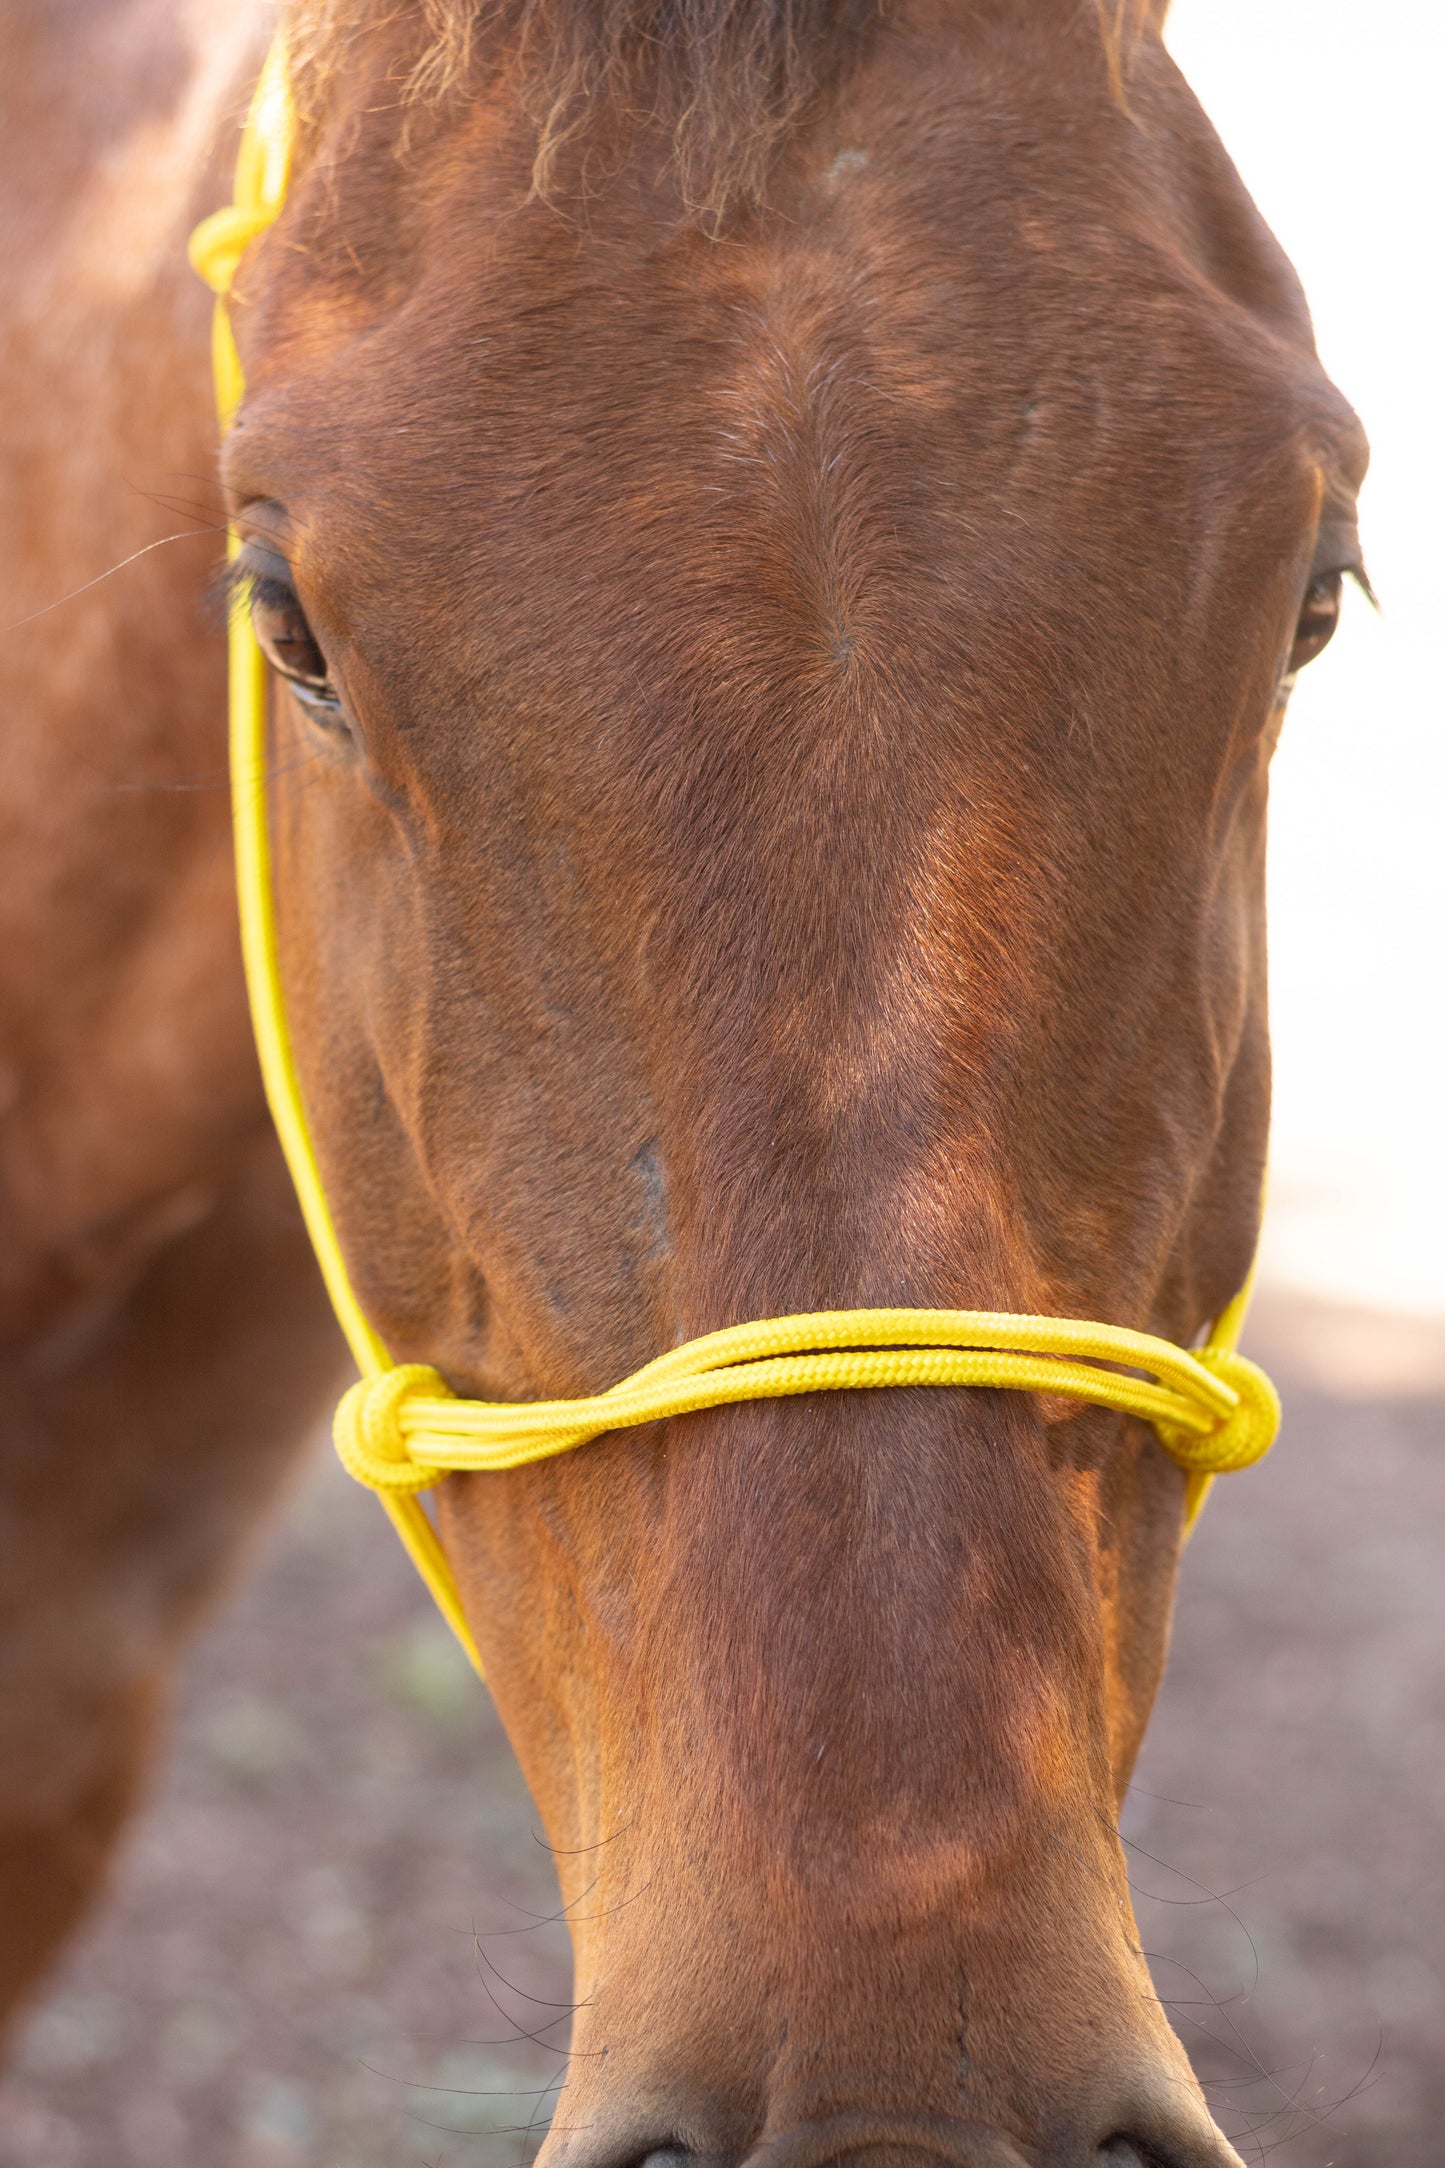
[[1124, 1295, 1445, 2165], [1, 1294, 1442, 2168]]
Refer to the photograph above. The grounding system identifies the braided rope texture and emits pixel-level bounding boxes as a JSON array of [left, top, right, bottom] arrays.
[[334, 1311, 1281, 1494]]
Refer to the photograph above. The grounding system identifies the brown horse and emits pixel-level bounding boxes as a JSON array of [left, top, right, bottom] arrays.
[[0, 1, 1365, 2161]]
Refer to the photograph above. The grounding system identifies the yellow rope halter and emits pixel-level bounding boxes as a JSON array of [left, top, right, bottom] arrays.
[[189, 38, 1280, 1681]]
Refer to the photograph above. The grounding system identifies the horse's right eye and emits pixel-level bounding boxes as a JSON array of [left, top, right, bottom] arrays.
[[253, 581, 326, 684], [248, 574, 341, 713]]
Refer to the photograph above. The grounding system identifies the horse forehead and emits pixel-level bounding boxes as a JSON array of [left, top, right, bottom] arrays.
[[249, 249, 1316, 785], [257, 263, 1333, 675], [232, 70, 1350, 763], [348, 186, 1276, 407], [260, 41, 1325, 486]]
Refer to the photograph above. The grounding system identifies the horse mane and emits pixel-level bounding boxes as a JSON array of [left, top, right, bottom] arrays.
[[285, 0, 1165, 222]]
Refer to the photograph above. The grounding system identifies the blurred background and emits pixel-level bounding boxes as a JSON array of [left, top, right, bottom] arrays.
[[1, 3, 1441, 2164], [1168, 0, 1445, 1324]]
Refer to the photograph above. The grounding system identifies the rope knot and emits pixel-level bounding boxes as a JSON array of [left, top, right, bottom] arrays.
[[1158, 1348, 1281, 1475], [333, 1364, 451, 1494], [187, 203, 276, 297]]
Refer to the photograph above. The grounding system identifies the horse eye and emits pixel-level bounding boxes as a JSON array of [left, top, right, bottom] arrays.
[[247, 573, 342, 715], [1287, 569, 1343, 677]]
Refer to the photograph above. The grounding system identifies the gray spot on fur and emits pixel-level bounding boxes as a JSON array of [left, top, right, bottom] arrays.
[[630, 1141, 672, 1264], [824, 149, 869, 183]]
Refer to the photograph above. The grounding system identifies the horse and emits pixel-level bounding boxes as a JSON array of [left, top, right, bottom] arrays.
[[0, 1, 1366, 2162]]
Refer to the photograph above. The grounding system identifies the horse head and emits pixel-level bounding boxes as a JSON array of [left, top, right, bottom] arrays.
[[215, 2, 1365, 2160]]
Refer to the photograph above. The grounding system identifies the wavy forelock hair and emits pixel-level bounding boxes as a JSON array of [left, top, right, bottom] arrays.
[[286, 0, 1166, 222]]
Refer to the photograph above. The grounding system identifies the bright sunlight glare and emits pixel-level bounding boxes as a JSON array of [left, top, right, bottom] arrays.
[[1166, 0, 1445, 1317]]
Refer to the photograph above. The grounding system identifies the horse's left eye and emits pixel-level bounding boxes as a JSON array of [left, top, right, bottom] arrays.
[[1287, 569, 1343, 677]]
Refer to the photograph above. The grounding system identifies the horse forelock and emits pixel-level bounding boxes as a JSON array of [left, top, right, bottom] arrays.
[[283, 0, 1168, 220]]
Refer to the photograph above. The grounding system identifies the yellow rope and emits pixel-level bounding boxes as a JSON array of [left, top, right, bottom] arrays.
[[334, 1313, 1278, 1492], [190, 36, 1279, 1682]]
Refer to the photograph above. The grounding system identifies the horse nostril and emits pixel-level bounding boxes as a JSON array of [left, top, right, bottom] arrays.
[[637, 2150, 696, 2168]]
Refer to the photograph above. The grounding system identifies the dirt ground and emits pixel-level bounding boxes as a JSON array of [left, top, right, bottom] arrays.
[[1, 1294, 1442, 2168]]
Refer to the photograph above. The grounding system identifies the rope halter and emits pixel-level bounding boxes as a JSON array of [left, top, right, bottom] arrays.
[[192, 36, 1281, 1682]]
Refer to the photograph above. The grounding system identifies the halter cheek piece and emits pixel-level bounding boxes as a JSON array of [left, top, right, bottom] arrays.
[[190, 39, 1280, 1681]]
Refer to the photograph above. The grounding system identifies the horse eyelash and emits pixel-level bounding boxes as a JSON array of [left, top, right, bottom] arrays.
[[1347, 561, 1379, 610], [207, 556, 298, 628]]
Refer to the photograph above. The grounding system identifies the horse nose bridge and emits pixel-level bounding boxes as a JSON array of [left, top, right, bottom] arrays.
[[645, 1386, 1104, 1817]]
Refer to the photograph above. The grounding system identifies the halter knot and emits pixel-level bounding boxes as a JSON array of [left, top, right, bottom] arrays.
[[187, 203, 277, 298], [1157, 1348, 1280, 1474], [333, 1365, 452, 1494]]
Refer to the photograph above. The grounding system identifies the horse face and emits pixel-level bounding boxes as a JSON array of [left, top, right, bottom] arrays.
[[220, 9, 1362, 2162]]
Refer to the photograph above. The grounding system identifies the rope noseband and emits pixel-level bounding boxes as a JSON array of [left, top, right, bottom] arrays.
[[190, 39, 1280, 1680]]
